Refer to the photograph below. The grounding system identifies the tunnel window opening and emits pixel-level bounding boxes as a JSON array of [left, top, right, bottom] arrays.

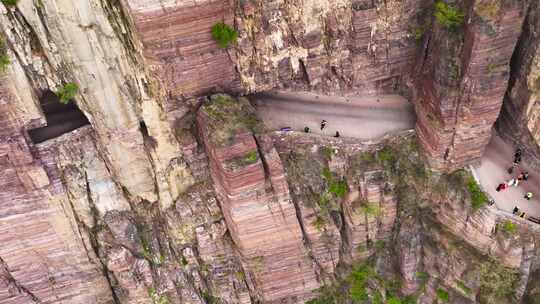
[[28, 90, 90, 144]]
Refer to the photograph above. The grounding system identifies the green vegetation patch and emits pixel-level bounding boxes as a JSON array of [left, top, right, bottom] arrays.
[[434, 1, 465, 30], [412, 26, 425, 41], [466, 176, 488, 209], [225, 150, 259, 170], [321, 166, 348, 198], [478, 258, 519, 303], [1, 0, 18, 6], [0, 37, 9, 73], [148, 287, 170, 304], [436, 288, 449, 302], [202, 94, 263, 145], [56, 82, 79, 104], [211, 22, 238, 49], [309, 260, 417, 304], [500, 220, 517, 234], [456, 280, 472, 295], [359, 201, 381, 217], [349, 264, 375, 301]]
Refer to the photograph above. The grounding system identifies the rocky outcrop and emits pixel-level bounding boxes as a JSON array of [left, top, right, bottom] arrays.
[[497, 0, 540, 161], [3, 0, 540, 303], [120, 0, 424, 100], [0, 0, 195, 203], [0, 74, 114, 303], [197, 95, 319, 302], [343, 171, 398, 261], [120, 0, 242, 106], [414, 0, 531, 170]]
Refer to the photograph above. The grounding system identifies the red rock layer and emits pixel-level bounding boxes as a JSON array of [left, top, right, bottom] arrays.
[[121, 0, 423, 102], [120, 0, 242, 109], [414, 0, 530, 170], [294, 199, 341, 276], [343, 171, 397, 261], [197, 104, 319, 302], [497, 1, 540, 158], [0, 76, 113, 303]]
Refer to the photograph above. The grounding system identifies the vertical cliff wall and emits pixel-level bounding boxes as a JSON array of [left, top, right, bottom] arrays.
[[414, 0, 531, 170], [119, 0, 425, 103], [197, 95, 320, 302], [0, 0, 194, 302], [2, 0, 540, 303], [497, 0, 540, 161]]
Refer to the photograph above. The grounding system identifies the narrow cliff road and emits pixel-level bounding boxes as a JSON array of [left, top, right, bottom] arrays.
[[473, 135, 540, 218], [251, 91, 416, 140], [252, 91, 540, 219]]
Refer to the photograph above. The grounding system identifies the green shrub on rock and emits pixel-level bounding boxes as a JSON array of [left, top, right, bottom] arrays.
[[466, 176, 488, 209], [211, 22, 237, 49], [436, 288, 449, 302], [1, 0, 18, 7], [500, 220, 517, 234], [434, 1, 465, 30], [56, 82, 79, 104]]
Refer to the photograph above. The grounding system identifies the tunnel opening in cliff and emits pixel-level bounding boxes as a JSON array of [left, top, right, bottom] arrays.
[[27, 90, 90, 144]]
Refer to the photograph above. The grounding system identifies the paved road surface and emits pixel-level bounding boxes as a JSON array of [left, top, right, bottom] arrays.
[[473, 135, 540, 218], [252, 91, 416, 140], [252, 91, 540, 219]]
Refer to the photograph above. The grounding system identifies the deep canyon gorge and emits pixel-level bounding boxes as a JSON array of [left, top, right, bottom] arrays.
[[1, 0, 540, 303]]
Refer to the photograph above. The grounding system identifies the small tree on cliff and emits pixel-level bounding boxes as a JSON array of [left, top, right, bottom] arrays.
[[56, 83, 79, 104], [211, 22, 238, 49], [434, 1, 465, 31]]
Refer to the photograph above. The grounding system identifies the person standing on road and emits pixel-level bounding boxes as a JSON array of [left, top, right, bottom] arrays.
[[334, 131, 340, 138], [509, 148, 523, 174], [320, 120, 327, 130], [304, 126, 310, 133], [525, 192, 533, 200], [514, 148, 523, 164], [519, 171, 529, 181], [508, 178, 519, 187], [496, 183, 507, 192]]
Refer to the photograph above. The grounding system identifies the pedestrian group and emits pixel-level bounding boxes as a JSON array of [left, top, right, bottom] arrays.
[[303, 120, 341, 138], [494, 148, 535, 217]]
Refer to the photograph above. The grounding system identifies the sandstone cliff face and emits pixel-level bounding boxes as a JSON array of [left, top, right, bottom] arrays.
[[120, 0, 423, 101], [0, 75, 113, 303], [3, 0, 540, 303], [0, 1, 195, 302], [497, 0, 540, 161], [289, 134, 540, 304], [414, 0, 532, 170], [197, 95, 320, 302]]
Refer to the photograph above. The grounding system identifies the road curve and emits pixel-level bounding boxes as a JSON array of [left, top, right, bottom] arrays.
[[473, 135, 540, 218]]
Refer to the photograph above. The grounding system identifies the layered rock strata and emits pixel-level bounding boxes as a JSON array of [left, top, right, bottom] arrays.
[[197, 95, 319, 302], [414, 0, 531, 170], [0, 74, 114, 303], [274, 131, 540, 303], [120, 0, 423, 101], [497, 1, 540, 160]]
